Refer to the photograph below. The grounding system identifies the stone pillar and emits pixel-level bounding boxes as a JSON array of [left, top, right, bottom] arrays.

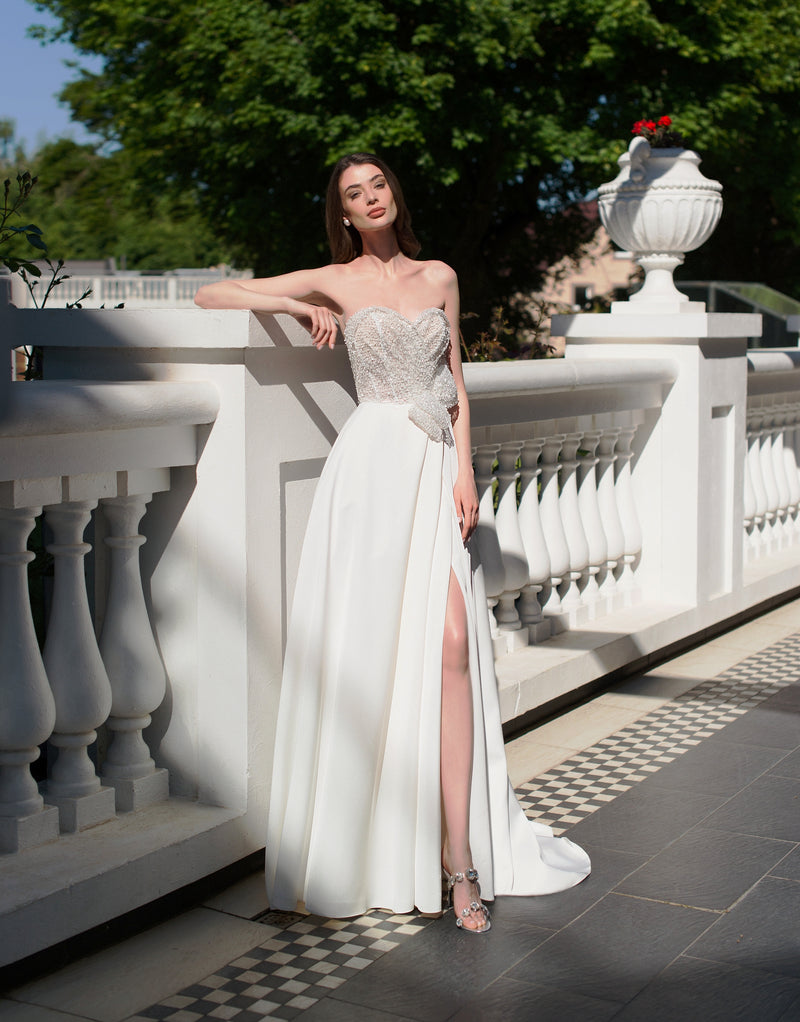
[[555, 310, 761, 605]]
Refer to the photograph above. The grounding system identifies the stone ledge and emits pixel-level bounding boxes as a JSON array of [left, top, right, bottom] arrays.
[[0, 799, 261, 968], [497, 554, 800, 730]]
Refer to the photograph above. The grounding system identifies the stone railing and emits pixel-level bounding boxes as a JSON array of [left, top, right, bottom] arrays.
[[5, 303, 799, 970], [1, 379, 219, 856], [745, 349, 800, 566], [6, 272, 236, 310], [464, 358, 675, 656]]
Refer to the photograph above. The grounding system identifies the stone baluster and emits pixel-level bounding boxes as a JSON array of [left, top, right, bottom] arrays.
[[783, 404, 800, 538], [577, 427, 608, 616], [558, 430, 590, 615], [745, 409, 768, 558], [537, 430, 570, 625], [517, 438, 552, 642], [768, 406, 791, 544], [99, 494, 169, 811], [614, 423, 643, 595], [472, 445, 505, 645], [493, 441, 527, 649], [757, 408, 780, 551], [42, 501, 116, 832], [775, 404, 799, 540], [742, 417, 757, 561], [595, 427, 625, 604], [0, 506, 59, 853]]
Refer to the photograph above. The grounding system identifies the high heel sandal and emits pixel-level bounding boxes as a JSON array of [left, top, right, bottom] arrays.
[[442, 865, 491, 933]]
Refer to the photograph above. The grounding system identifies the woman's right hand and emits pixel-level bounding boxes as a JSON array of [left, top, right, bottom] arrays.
[[288, 300, 340, 350]]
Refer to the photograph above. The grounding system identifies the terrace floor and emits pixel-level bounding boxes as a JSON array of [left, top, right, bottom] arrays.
[[2, 597, 799, 1022]]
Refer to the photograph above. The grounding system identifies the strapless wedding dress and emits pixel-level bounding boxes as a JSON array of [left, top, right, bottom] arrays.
[[265, 306, 590, 917]]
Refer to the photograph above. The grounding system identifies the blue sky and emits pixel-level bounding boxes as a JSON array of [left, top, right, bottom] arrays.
[[3, 0, 103, 154]]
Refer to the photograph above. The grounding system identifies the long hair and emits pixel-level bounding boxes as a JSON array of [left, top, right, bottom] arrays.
[[325, 152, 421, 263]]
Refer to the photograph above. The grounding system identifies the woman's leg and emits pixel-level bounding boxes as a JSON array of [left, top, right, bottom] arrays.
[[441, 570, 488, 930]]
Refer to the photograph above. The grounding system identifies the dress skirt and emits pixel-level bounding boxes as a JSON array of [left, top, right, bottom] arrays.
[[266, 401, 590, 917]]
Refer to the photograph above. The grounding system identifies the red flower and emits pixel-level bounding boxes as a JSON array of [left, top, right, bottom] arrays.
[[629, 114, 685, 148]]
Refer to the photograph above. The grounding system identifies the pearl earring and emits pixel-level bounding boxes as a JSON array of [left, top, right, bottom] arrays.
[[343, 218, 351, 227]]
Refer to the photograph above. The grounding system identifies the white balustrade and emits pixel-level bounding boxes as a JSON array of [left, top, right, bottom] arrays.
[[493, 441, 528, 648], [557, 430, 590, 616], [576, 427, 608, 615], [517, 438, 551, 642], [472, 445, 505, 643], [767, 408, 791, 544], [0, 504, 60, 853], [758, 412, 780, 550], [746, 410, 768, 557], [99, 493, 170, 811], [42, 501, 116, 831], [614, 423, 643, 595], [595, 427, 625, 603], [537, 431, 570, 624], [783, 405, 800, 536]]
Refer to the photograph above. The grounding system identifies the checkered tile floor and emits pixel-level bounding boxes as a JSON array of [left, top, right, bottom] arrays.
[[516, 631, 800, 834], [127, 911, 431, 1021], [128, 631, 800, 1020]]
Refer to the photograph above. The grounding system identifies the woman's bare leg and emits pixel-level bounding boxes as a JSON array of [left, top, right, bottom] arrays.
[[441, 570, 488, 930]]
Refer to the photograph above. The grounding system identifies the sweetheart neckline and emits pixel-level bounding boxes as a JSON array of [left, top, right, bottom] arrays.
[[345, 305, 448, 332]]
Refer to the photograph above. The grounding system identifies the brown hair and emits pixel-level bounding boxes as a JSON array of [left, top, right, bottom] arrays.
[[325, 152, 421, 263]]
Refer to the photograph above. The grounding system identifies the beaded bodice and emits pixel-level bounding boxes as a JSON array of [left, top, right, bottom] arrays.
[[344, 306, 458, 445]]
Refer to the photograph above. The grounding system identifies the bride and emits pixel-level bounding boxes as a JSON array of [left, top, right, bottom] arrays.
[[195, 153, 590, 933]]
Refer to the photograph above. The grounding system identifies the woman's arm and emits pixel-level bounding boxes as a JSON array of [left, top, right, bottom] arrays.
[[439, 265, 479, 543], [194, 268, 342, 349]]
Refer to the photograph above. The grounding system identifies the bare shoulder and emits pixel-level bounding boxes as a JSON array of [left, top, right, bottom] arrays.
[[418, 259, 458, 287]]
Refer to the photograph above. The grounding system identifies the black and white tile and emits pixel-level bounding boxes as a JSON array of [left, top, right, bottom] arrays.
[[516, 632, 800, 834]]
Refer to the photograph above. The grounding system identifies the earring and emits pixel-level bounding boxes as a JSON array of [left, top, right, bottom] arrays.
[[343, 218, 351, 227]]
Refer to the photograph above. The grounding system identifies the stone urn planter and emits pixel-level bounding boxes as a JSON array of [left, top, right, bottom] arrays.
[[598, 135, 723, 309]]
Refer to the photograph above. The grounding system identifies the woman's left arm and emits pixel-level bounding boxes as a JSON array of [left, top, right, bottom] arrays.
[[440, 266, 479, 543]]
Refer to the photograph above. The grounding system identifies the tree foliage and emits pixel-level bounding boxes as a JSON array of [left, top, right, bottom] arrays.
[[4, 138, 234, 270], [28, 0, 800, 335]]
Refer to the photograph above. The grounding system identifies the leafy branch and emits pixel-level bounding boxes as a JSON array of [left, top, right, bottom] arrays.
[[2, 172, 48, 279]]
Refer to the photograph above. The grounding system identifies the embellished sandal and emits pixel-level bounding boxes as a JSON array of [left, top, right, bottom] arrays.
[[442, 865, 491, 934]]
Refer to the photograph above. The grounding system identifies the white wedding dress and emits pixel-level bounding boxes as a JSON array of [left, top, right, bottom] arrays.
[[265, 306, 590, 917]]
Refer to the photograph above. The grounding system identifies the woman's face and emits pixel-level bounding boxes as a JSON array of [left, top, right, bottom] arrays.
[[339, 163, 398, 234]]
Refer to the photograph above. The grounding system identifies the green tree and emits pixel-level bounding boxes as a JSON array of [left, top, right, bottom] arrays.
[[29, 0, 800, 338], [15, 138, 234, 270]]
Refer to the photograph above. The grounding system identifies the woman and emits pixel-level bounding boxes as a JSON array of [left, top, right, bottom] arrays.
[[195, 153, 590, 933]]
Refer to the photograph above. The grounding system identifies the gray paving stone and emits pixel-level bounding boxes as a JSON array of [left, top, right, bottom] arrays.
[[687, 876, 800, 979], [487, 846, 647, 931], [301, 998, 418, 1021], [770, 747, 800, 779], [769, 845, 800, 882], [759, 682, 800, 711], [448, 976, 621, 1021], [702, 774, 800, 842], [617, 827, 793, 910], [327, 915, 553, 1021], [634, 737, 786, 797], [711, 705, 800, 751], [563, 784, 725, 856], [612, 954, 800, 1022], [505, 892, 714, 1004]]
